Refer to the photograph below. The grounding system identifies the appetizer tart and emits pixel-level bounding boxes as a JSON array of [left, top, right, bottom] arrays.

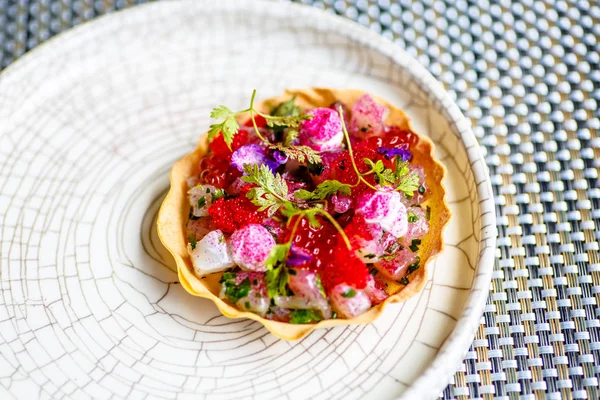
[[157, 88, 450, 340]]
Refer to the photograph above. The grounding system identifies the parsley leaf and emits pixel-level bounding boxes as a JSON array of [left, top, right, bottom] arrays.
[[294, 179, 352, 201], [289, 309, 323, 324], [242, 164, 292, 216], [399, 276, 409, 285], [342, 288, 357, 298]]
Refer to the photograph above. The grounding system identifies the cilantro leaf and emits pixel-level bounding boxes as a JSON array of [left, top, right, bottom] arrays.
[[341, 288, 356, 298], [289, 309, 323, 324], [210, 105, 233, 120], [207, 105, 240, 149], [242, 164, 292, 216], [364, 158, 395, 186], [397, 173, 420, 197]]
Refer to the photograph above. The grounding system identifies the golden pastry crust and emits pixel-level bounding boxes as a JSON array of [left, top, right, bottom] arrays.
[[157, 88, 451, 340]]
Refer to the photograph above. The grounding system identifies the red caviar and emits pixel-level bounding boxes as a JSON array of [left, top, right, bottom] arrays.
[[321, 243, 370, 292], [208, 197, 265, 234]]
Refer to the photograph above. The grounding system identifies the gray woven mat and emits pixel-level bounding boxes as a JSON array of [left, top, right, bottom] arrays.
[[2, 0, 600, 398]]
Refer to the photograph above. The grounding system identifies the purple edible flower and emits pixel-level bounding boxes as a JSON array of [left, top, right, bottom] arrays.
[[376, 145, 412, 161], [287, 245, 312, 266], [272, 150, 289, 165], [232, 144, 280, 172]]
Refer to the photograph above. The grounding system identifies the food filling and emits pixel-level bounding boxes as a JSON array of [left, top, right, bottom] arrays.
[[185, 91, 432, 323]]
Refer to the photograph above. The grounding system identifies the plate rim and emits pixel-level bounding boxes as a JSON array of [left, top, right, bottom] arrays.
[[0, 1, 497, 399]]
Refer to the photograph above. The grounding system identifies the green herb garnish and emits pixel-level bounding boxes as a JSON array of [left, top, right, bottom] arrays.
[[294, 179, 352, 201], [342, 288, 356, 298], [315, 275, 326, 298], [289, 309, 323, 324], [242, 164, 292, 216], [407, 211, 418, 223], [399, 277, 409, 285], [408, 256, 421, 273], [221, 276, 251, 304], [409, 239, 421, 252]]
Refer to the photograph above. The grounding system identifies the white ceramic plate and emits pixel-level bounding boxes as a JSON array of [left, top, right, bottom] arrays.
[[0, 1, 496, 399]]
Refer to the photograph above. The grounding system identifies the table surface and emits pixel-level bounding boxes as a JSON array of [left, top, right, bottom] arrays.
[[2, 0, 600, 398]]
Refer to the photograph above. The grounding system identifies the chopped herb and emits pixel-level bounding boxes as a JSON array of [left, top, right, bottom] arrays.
[[332, 312, 338, 319], [289, 309, 323, 324], [245, 301, 251, 309], [218, 234, 225, 243], [342, 288, 356, 298], [363, 253, 377, 259], [426, 206, 431, 221], [380, 252, 400, 261], [187, 233, 197, 250], [315, 275, 326, 298], [399, 277, 409, 285], [369, 268, 378, 276], [206, 188, 211, 193], [407, 211, 418, 223], [409, 239, 421, 252], [210, 188, 226, 202], [288, 269, 297, 275], [418, 185, 426, 194], [253, 279, 258, 285], [197, 197, 207, 209], [265, 264, 290, 298], [385, 241, 402, 254], [408, 256, 421, 273], [222, 276, 251, 304], [265, 243, 290, 270]]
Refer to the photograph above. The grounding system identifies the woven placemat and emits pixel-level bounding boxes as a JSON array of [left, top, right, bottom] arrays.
[[2, 0, 599, 398]]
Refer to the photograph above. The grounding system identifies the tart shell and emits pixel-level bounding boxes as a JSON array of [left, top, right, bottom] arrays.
[[157, 88, 451, 340]]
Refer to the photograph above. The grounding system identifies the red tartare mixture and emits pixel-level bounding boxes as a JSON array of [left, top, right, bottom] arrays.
[[185, 92, 431, 323]]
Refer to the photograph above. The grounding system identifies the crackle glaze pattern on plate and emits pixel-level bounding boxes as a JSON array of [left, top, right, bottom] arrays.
[[0, 1, 496, 399]]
